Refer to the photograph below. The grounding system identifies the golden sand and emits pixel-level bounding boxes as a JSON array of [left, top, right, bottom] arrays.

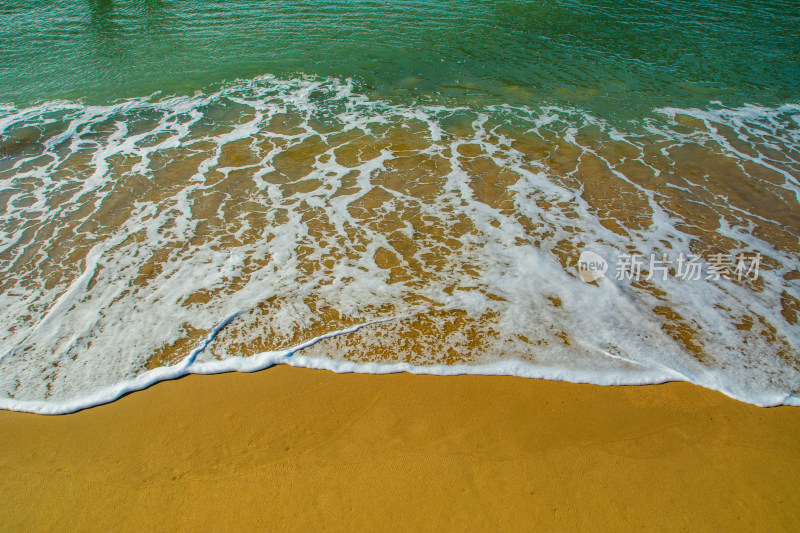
[[1, 367, 798, 532]]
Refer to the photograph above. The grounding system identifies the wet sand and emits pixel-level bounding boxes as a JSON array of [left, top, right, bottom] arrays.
[[1, 366, 798, 532]]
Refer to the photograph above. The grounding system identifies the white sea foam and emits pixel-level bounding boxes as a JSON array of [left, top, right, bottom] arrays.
[[0, 315, 795, 415], [0, 76, 798, 413]]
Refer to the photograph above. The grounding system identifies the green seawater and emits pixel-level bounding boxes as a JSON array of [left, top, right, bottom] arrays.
[[1, 0, 798, 116], [1, 1, 799, 410]]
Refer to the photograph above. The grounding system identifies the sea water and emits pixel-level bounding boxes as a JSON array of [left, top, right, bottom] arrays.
[[0, 0, 798, 413]]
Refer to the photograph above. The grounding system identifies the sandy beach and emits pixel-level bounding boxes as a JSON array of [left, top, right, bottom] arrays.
[[2, 2, 798, 532], [1, 367, 798, 532]]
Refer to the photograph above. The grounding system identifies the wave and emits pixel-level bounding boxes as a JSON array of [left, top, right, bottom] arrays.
[[0, 75, 798, 412]]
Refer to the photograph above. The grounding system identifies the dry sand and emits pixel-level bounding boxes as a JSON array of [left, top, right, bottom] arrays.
[[1, 366, 798, 532]]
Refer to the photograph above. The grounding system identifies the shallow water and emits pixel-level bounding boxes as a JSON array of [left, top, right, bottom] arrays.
[[2, 0, 798, 114], [0, 2, 798, 411]]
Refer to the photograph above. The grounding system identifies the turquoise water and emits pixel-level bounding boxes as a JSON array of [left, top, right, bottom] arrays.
[[2, 0, 798, 114], [1, 1, 799, 412]]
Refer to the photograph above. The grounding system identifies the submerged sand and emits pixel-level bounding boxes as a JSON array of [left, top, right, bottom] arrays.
[[1, 367, 798, 532], [3, 85, 799, 407]]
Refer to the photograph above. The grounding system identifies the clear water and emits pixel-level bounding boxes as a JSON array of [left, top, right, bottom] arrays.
[[0, 1, 798, 412], [2, 0, 798, 113]]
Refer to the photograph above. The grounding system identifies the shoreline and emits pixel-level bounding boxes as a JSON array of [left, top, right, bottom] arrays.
[[1, 366, 798, 531], [3, 354, 796, 415]]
